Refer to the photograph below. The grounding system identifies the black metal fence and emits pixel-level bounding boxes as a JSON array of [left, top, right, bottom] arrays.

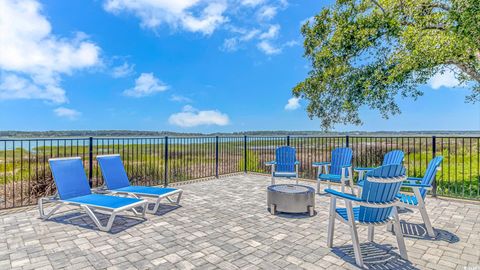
[[1, 135, 479, 209]]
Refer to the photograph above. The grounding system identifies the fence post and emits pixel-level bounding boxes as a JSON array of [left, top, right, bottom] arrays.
[[287, 135, 290, 146], [215, 136, 219, 178], [346, 135, 349, 147], [88, 136, 93, 188], [244, 135, 247, 173], [432, 136, 437, 197], [164, 136, 168, 187]]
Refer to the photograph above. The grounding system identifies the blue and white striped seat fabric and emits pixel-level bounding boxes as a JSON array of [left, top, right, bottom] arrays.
[[313, 147, 354, 194], [395, 156, 443, 237], [265, 146, 300, 185], [97, 154, 183, 214], [38, 157, 147, 232], [325, 164, 408, 267]]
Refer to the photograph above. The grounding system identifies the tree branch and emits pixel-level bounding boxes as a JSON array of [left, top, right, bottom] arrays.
[[449, 61, 480, 83], [370, 0, 386, 14]]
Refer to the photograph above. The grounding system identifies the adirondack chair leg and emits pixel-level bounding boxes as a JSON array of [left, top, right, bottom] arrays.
[[340, 183, 345, 193], [349, 180, 356, 196], [316, 180, 321, 194], [413, 188, 435, 237], [327, 197, 336, 248], [392, 207, 408, 260], [346, 201, 363, 267], [368, 225, 374, 242]]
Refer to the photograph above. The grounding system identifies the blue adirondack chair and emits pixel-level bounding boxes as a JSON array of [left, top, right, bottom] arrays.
[[39, 157, 147, 232], [325, 164, 408, 267], [394, 156, 443, 237], [313, 147, 354, 194], [355, 150, 404, 180], [265, 146, 300, 185]]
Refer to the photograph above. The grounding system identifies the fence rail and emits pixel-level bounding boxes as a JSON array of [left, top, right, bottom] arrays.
[[1, 135, 479, 209]]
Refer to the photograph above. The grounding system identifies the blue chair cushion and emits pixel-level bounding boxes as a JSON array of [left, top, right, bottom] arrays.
[[64, 194, 143, 209], [397, 193, 418, 205], [336, 207, 360, 221], [318, 174, 342, 182], [273, 172, 297, 178], [114, 186, 179, 196]]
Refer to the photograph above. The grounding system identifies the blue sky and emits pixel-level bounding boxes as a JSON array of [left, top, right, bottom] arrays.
[[0, 0, 478, 133]]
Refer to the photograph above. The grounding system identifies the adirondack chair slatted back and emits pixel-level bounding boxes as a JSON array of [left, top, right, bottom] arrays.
[[49, 158, 91, 200], [358, 164, 406, 223], [275, 146, 296, 172], [97, 155, 131, 190], [383, 150, 404, 166], [330, 148, 352, 175], [419, 156, 443, 198]]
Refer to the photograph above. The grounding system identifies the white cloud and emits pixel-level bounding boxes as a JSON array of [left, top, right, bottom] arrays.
[[241, 0, 265, 7], [170, 94, 192, 103], [221, 38, 239, 52], [0, 0, 101, 103], [257, 6, 277, 21], [285, 97, 300, 110], [103, 0, 227, 35], [123, 73, 169, 97], [169, 105, 230, 127], [259, 24, 280, 39], [257, 40, 281, 55], [54, 107, 81, 119], [428, 67, 462, 89], [112, 62, 135, 78]]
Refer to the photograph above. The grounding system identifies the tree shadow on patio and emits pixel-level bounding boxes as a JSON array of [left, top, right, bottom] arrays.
[[332, 242, 418, 270], [46, 210, 146, 234], [398, 221, 460, 243]]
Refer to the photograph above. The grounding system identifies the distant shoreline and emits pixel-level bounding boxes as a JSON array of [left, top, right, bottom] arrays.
[[1, 130, 479, 139]]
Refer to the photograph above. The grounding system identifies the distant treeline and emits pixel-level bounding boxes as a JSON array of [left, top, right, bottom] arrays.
[[0, 130, 479, 138]]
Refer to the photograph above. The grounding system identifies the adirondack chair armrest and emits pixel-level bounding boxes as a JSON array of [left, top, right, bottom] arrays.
[[325, 189, 363, 202], [312, 162, 330, 167], [341, 165, 352, 168], [265, 161, 276, 166], [294, 161, 300, 165], [402, 182, 432, 189], [406, 177, 422, 181], [354, 167, 374, 172]]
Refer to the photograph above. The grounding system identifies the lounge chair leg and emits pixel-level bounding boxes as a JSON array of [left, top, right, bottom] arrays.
[[148, 196, 163, 214], [327, 197, 336, 248], [165, 190, 183, 205], [82, 205, 116, 232], [38, 198, 62, 219], [346, 201, 363, 267], [368, 225, 374, 242], [392, 207, 408, 260]]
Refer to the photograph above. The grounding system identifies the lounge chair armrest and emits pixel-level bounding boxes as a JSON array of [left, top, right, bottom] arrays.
[[312, 162, 330, 167], [265, 161, 276, 166], [325, 189, 363, 202], [354, 167, 374, 171]]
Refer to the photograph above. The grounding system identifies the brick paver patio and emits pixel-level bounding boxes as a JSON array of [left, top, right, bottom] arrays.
[[0, 174, 479, 270]]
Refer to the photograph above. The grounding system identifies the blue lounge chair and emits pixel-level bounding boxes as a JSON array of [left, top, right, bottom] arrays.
[[265, 146, 300, 185], [325, 164, 408, 267], [96, 154, 183, 214], [39, 157, 147, 232], [355, 149, 404, 180], [313, 147, 354, 194], [393, 156, 443, 237]]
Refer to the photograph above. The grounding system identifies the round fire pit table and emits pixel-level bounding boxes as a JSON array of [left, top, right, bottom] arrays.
[[267, 184, 315, 216]]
